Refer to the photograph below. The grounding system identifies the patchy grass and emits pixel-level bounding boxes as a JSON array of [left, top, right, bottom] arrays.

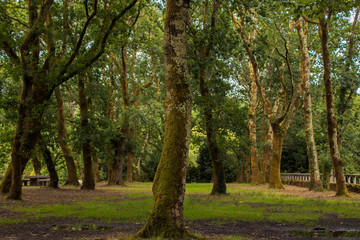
[[2, 183, 360, 228], [0, 218, 24, 225]]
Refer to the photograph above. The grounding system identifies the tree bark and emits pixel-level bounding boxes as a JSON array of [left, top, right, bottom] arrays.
[[32, 156, 42, 175], [248, 61, 260, 185], [137, 0, 192, 237], [296, 18, 323, 191], [55, 86, 79, 186], [260, 119, 272, 184], [319, 15, 349, 196], [268, 123, 285, 189], [78, 77, 95, 190], [39, 137, 59, 188]]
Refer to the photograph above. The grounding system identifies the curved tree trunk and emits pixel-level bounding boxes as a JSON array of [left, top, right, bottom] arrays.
[[6, 81, 51, 199], [55, 86, 79, 186], [296, 18, 323, 191], [319, 16, 349, 197], [78, 77, 95, 190], [137, 0, 192, 237]]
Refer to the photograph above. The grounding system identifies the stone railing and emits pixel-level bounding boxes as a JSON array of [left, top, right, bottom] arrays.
[[281, 173, 360, 185]]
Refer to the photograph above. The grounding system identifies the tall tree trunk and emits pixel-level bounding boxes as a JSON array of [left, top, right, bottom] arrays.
[[199, 66, 226, 194], [296, 18, 323, 191], [78, 77, 95, 190], [248, 61, 260, 185], [32, 156, 42, 175], [260, 119, 272, 183], [137, 0, 192, 237], [268, 123, 285, 189], [109, 48, 130, 185], [39, 137, 59, 188], [319, 16, 349, 197], [55, 86, 79, 186], [197, 1, 225, 195]]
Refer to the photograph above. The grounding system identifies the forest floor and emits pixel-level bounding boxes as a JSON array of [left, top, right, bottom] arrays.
[[1, 182, 360, 240]]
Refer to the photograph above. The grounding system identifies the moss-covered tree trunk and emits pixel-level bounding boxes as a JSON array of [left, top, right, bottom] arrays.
[[55, 87, 79, 186], [78, 77, 95, 190], [319, 15, 349, 197], [260, 120, 272, 184], [137, 0, 192, 237], [268, 123, 285, 189], [296, 18, 323, 191], [6, 76, 52, 199], [248, 61, 260, 185], [39, 136, 59, 188]]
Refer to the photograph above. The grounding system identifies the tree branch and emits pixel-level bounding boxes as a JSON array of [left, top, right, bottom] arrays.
[[58, 0, 138, 85]]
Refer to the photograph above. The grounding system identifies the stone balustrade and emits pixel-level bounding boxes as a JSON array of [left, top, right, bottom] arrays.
[[281, 173, 360, 185]]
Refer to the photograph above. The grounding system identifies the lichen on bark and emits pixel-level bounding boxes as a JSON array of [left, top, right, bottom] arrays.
[[137, 0, 193, 238]]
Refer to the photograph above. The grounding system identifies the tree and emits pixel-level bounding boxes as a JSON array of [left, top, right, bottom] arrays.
[[189, 1, 226, 194], [232, 6, 303, 189], [136, 0, 192, 237], [55, 86, 79, 186], [296, 17, 323, 191], [318, 13, 349, 196], [78, 76, 95, 190], [0, 0, 138, 199]]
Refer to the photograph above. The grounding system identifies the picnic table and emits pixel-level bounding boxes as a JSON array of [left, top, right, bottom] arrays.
[[23, 175, 50, 186]]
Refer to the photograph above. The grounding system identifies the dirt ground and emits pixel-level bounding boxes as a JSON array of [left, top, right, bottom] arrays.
[[1, 184, 360, 240]]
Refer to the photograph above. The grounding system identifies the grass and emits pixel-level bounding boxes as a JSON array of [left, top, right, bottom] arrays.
[[2, 183, 360, 227]]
